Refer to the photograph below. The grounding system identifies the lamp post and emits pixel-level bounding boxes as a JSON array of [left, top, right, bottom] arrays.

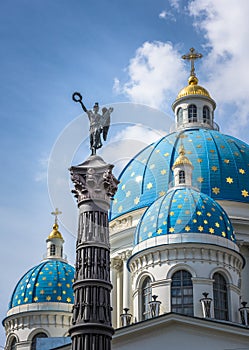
[[200, 292, 212, 318], [149, 295, 161, 318], [120, 308, 132, 327], [239, 301, 249, 326]]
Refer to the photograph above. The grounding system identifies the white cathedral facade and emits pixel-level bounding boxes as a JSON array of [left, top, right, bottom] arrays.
[[3, 50, 249, 349]]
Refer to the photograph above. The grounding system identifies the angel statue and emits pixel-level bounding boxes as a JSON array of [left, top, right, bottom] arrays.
[[72, 92, 113, 155]]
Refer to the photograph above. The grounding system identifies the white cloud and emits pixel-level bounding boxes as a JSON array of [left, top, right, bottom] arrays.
[[35, 155, 49, 182], [188, 0, 249, 137], [159, 10, 176, 21], [114, 41, 187, 112]]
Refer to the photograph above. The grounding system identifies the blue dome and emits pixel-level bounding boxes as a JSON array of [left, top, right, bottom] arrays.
[[9, 260, 75, 309], [134, 187, 235, 245], [110, 128, 249, 220]]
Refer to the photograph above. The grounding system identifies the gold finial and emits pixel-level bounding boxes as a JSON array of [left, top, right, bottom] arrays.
[[51, 208, 62, 225], [182, 47, 202, 78], [172, 144, 193, 169], [48, 208, 63, 240]]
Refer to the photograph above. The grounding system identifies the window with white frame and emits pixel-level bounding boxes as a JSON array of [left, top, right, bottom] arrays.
[[171, 270, 193, 316], [50, 244, 56, 256], [142, 277, 152, 320], [179, 170, 185, 184], [177, 107, 183, 125], [203, 106, 210, 124], [188, 104, 197, 123], [10, 337, 17, 350], [213, 272, 229, 320], [31, 333, 48, 350]]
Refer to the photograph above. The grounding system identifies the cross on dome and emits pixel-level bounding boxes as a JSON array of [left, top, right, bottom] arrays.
[[182, 47, 203, 77], [51, 208, 62, 225]]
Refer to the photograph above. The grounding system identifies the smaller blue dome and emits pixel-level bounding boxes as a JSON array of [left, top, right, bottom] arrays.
[[134, 187, 235, 246], [9, 260, 75, 309]]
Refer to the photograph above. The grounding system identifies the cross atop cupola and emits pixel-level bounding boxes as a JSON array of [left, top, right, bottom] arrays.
[[182, 47, 203, 78]]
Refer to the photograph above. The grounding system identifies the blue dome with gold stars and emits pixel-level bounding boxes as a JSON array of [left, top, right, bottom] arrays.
[[110, 128, 249, 220], [9, 260, 74, 309], [134, 187, 235, 246]]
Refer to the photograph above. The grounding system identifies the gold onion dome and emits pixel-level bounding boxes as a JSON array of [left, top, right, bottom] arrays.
[[48, 223, 63, 240], [172, 145, 193, 169], [177, 74, 210, 99]]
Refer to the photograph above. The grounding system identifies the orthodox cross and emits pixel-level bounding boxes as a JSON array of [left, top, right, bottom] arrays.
[[51, 208, 62, 225], [182, 47, 203, 76]]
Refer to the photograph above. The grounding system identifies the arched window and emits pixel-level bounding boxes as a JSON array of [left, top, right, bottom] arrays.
[[171, 270, 193, 316], [177, 108, 183, 125], [203, 106, 210, 124], [50, 244, 56, 256], [179, 170, 185, 184], [213, 272, 228, 320], [142, 277, 152, 320], [188, 104, 197, 123], [10, 337, 17, 350], [31, 332, 48, 350]]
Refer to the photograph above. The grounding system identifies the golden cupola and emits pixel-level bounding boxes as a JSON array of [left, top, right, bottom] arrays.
[[172, 48, 217, 131]]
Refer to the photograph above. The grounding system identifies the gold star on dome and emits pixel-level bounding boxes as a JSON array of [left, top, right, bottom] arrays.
[[197, 144, 202, 148], [157, 228, 162, 234], [212, 187, 220, 195], [193, 219, 197, 223], [169, 227, 175, 233], [126, 191, 131, 197], [156, 149, 160, 153], [215, 222, 220, 227], [35, 283, 39, 287], [221, 232, 226, 237], [57, 296, 62, 301], [172, 199, 177, 203], [209, 228, 214, 234], [210, 150, 215, 153], [159, 213, 164, 218], [148, 232, 153, 238], [220, 145, 225, 149], [121, 184, 126, 190], [204, 220, 208, 224], [67, 297, 72, 303], [211, 166, 218, 172], [226, 177, 233, 184], [136, 175, 143, 183], [234, 152, 239, 156], [164, 152, 170, 157], [185, 210, 190, 215], [62, 291, 66, 295], [177, 219, 182, 224], [178, 204, 183, 208], [224, 159, 230, 164], [197, 158, 202, 163], [198, 226, 204, 232], [134, 197, 140, 204], [207, 138, 212, 141], [185, 226, 191, 232], [197, 177, 204, 183], [66, 284, 70, 288], [46, 296, 51, 301], [34, 297, 38, 302], [211, 207, 216, 212], [147, 183, 153, 189], [24, 298, 28, 302], [239, 168, 245, 174], [197, 211, 202, 216], [118, 205, 123, 213], [159, 191, 166, 197], [161, 169, 167, 175], [163, 221, 167, 225], [40, 290, 45, 295], [170, 211, 174, 216], [241, 189, 249, 197], [113, 199, 117, 204], [48, 282, 52, 287], [131, 172, 135, 177], [58, 283, 62, 287]]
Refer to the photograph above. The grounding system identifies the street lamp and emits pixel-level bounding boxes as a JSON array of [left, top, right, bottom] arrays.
[[200, 292, 212, 318], [120, 308, 132, 327], [149, 295, 161, 318]]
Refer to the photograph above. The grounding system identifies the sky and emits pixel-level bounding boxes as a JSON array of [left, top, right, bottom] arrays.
[[1, 0, 249, 346]]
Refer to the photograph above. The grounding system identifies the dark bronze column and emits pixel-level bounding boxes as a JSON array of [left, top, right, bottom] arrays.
[[69, 155, 118, 350]]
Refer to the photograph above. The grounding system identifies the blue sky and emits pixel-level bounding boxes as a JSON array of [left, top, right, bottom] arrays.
[[1, 0, 249, 346]]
